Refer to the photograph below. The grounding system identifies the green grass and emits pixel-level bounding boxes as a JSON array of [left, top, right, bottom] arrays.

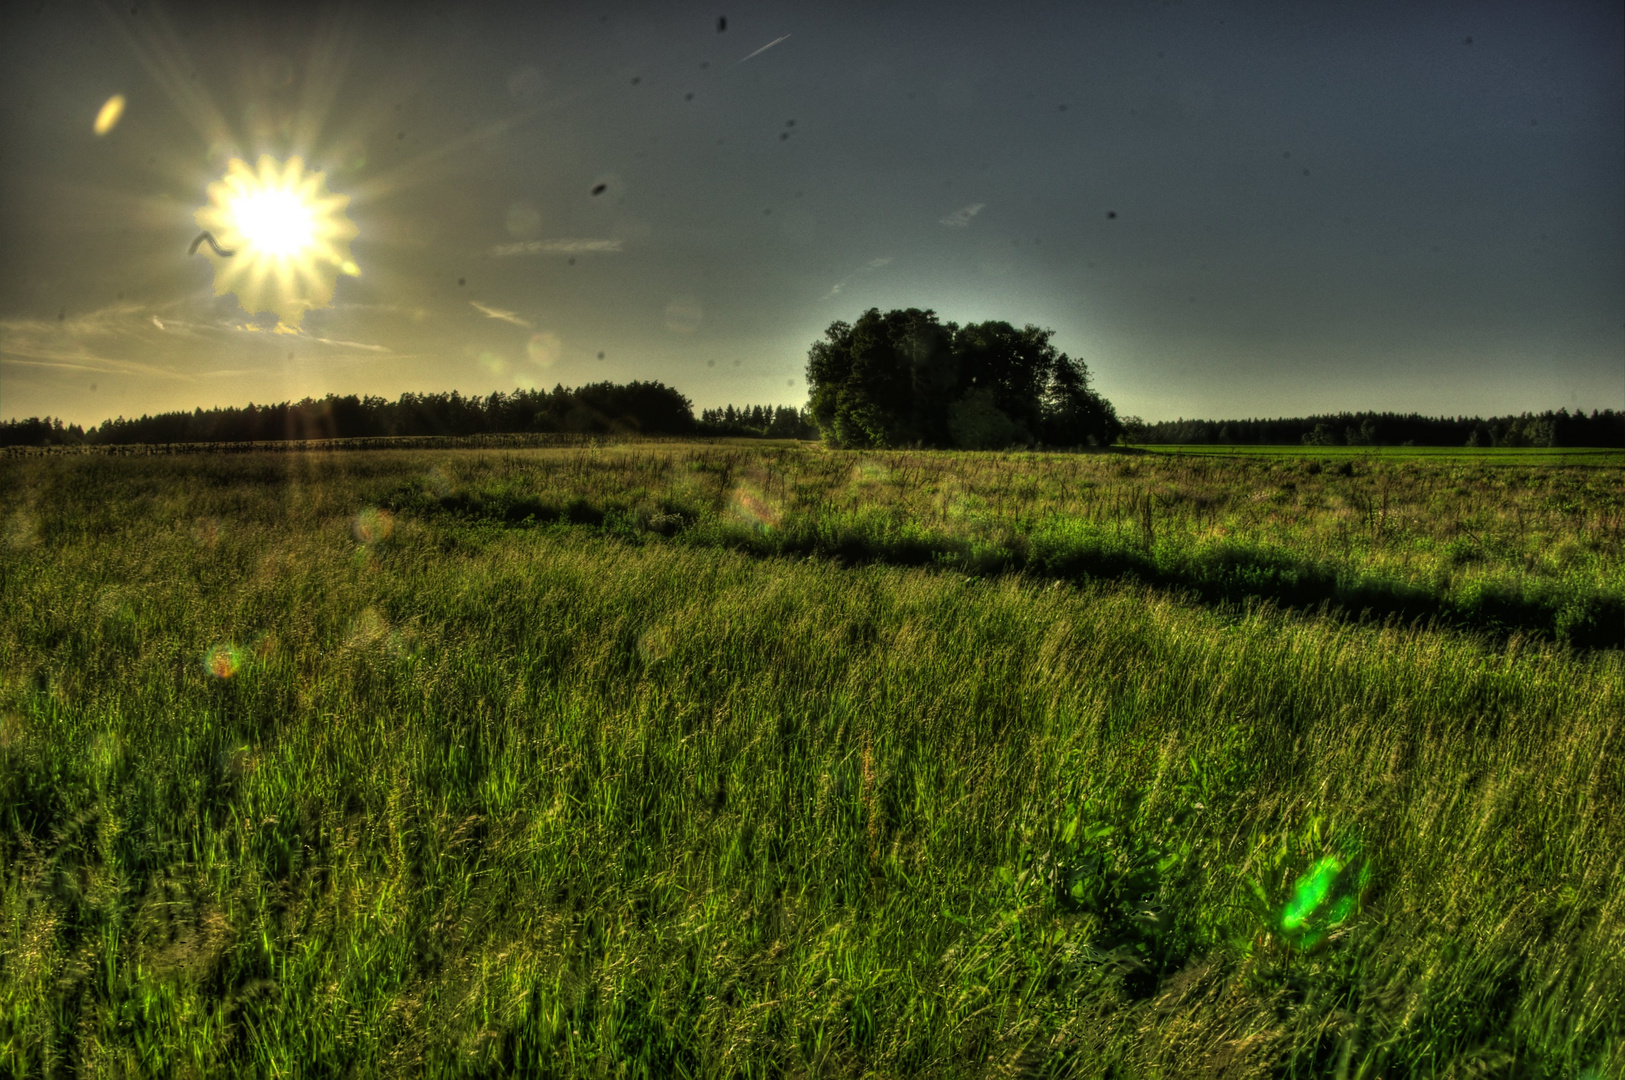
[[371, 443, 1622, 647], [2, 448, 1622, 1076]]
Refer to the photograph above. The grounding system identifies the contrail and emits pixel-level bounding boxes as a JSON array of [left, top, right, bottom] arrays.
[[737, 34, 790, 64], [188, 231, 235, 257]]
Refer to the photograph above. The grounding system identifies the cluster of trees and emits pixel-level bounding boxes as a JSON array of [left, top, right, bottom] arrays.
[[805, 309, 1121, 449], [1121, 410, 1625, 449], [0, 382, 698, 447], [696, 405, 819, 439]]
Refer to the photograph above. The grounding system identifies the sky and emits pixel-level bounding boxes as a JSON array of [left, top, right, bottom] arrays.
[[1, 0, 1621, 427]]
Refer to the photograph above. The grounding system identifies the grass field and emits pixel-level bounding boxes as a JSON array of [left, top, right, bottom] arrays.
[[2, 444, 1622, 1077]]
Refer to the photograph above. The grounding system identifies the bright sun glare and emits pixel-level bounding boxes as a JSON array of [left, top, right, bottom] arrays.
[[232, 189, 317, 257], [195, 154, 359, 329]]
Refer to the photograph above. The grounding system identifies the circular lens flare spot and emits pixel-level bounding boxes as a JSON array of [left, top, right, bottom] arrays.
[[729, 482, 782, 531], [352, 507, 394, 544], [205, 643, 244, 679]]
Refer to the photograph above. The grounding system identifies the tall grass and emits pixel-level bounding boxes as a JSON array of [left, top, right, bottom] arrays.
[[379, 444, 1623, 646], [2, 449, 1621, 1076]]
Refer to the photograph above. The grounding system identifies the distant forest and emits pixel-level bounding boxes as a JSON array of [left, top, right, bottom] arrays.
[[0, 383, 806, 448], [1125, 409, 1625, 448], [4, 389, 1621, 449], [697, 404, 818, 440]]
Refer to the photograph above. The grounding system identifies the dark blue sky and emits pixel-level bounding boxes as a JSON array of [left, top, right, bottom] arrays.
[[2, 0, 1621, 424]]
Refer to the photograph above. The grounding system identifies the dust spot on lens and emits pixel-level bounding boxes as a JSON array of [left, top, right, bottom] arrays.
[[591, 183, 608, 196]]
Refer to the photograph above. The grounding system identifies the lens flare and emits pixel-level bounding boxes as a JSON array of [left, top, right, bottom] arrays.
[[93, 94, 127, 136], [204, 643, 244, 679], [637, 625, 673, 666], [1280, 856, 1342, 931], [526, 331, 562, 367], [1277, 851, 1371, 949], [729, 482, 782, 531], [194, 154, 359, 328], [351, 507, 395, 544]]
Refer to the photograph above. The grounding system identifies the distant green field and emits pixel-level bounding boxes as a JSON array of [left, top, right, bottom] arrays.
[[1134, 443, 1625, 466], [2, 447, 1621, 1076]]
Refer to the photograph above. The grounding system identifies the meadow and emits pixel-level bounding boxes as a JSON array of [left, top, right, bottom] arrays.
[[1, 443, 1621, 1077]]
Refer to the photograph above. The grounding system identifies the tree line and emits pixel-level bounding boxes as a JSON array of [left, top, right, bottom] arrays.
[[1123, 410, 1625, 448], [0, 382, 700, 447], [696, 405, 819, 439]]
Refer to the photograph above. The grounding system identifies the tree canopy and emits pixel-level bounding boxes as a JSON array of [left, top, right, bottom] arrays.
[[804, 308, 1120, 449]]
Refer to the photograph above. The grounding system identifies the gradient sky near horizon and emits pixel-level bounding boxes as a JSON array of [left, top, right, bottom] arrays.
[[2, 0, 1621, 427]]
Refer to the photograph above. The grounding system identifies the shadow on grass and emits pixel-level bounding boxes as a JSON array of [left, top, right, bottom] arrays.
[[387, 488, 1623, 650]]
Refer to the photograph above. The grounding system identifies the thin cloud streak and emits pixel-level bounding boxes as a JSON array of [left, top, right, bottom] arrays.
[[307, 336, 393, 353], [470, 301, 532, 328], [822, 255, 894, 300], [490, 238, 623, 257], [737, 35, 791, 64], [939, 203, 986, 228]]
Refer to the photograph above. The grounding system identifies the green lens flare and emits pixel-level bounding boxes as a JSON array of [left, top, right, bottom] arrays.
[[1275, 849, 1370, 948], [204, 643, 244, 679], [1281, 855, 1342, 931]]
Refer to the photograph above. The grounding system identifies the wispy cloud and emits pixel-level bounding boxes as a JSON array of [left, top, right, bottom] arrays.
[[490, 238, 623, 257], [233, 321, 302, 335], [231, 319, 393, 352], [308, 336, 393, 353], [939, 203, 986, 228], [822, 254, 895, 301], [0, 300, 396, 398], [470, 301, 533, 328], [0, 305, 194, 379]]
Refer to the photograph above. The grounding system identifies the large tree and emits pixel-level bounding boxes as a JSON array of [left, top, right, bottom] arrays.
[[805, 308, 1120, 449]]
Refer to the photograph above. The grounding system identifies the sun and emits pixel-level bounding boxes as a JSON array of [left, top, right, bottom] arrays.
[[195, 154, 360, 329], [233, 188, 317, 257]]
